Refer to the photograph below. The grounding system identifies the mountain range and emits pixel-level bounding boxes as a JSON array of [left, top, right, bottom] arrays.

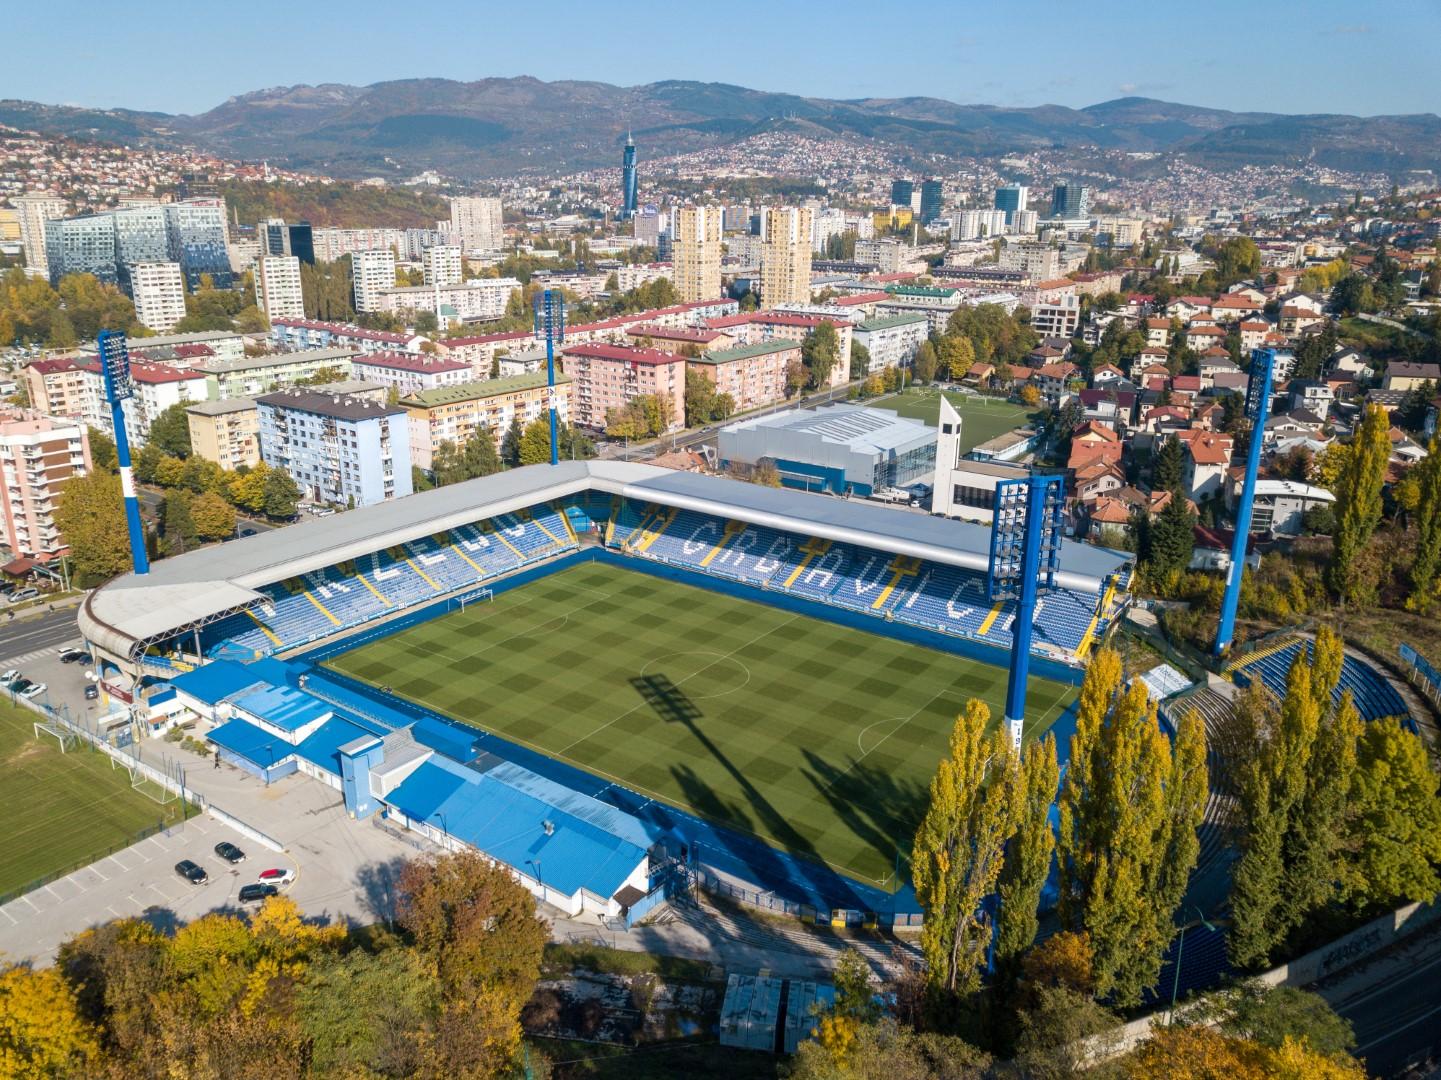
[[4, 77, 1441, 179]]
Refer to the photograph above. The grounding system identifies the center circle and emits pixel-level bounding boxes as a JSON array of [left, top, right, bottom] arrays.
[[640, 651, 751, 699]]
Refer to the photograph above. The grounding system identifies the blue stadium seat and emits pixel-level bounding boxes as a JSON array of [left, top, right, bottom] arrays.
[[1236, 642, 1409, 722]]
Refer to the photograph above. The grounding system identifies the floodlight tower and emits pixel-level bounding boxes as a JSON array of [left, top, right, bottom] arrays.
[[533, 288, 566, 466], [96, 330, 149, 575], [1213, 347, 1276, 656], [988, 473, 1066, 748]]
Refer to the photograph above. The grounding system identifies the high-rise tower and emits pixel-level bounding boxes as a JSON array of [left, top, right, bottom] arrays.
[[621, 132, 638, 220]]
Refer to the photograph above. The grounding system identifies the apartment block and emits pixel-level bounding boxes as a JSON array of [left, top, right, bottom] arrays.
[[257, 255, 304, 321], [852, 314, 929, 371], [257, 389, 412, 508], [560, 343, 686, 431], [350, 351, 472, 395], [760, 207, 814, 309], [129, 261, 188, 332], [352, 249, 397, 313], [401, 372, 571, 471], [375, 278, 521, 321], [423, 244, 463, 288], [186, 398, 261, 470], [193, 346, 359, 400], [688, 341, 801, 413], [21, 358, 101, 423], [13, 194, 66, 271], [0, 413, 92, 561], [269, 317, 425, 355], [450, 196, 504, 252], [673, 207, 723, 303]]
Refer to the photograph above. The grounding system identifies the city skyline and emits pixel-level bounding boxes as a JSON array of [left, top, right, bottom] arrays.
[[9, 0, 1440, 118]]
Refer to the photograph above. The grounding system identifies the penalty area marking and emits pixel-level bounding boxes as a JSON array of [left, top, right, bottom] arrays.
[[856, 716, 911, 756]]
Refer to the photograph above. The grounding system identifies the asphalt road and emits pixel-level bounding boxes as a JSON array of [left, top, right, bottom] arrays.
[[0, 607, 83, 665], [1336, 928, 1441, 1077], [137, 485, 276, 537]]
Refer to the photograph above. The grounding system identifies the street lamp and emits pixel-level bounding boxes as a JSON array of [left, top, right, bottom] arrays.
[[529, 858, 545, 906], [431, 811, 449, 849], [1169, 908, 1218, 1023]]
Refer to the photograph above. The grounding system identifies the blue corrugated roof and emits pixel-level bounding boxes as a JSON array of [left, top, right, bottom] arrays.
[[293, 715, 387, 776], [169, 659, 265, 706], [232, 683, 333, 733], [207, 718, 293, 768], [385, 758, 647, 900]]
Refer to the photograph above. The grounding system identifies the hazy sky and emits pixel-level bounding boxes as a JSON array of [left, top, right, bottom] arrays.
[[12, 0, 1439, 116]]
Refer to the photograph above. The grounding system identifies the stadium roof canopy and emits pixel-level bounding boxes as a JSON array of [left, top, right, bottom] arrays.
[[81, 460, 1129, 659]]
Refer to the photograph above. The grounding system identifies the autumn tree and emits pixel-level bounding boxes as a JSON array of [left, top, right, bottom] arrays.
[[397, 850, 547, 1074], [1408, 437, 1441, 609], [912, 699, 1022, 999], [0, 964, 101, 1080], [1328, 404, 1390, 604], [1344, 717, 1441, 910], [996, 734, 1060, 964], [190, 490, 237, 541], [518, 416, 553, 465], [261, 467, 302, 518], [801, 322, 839, 389], [53, 470, 135, 586], [912, 340, 939, 384], [500, 416, 523, 466], [937, 333, 976, 381], [1056, 649, 1207, 1005], [849, 342, 872, 381]]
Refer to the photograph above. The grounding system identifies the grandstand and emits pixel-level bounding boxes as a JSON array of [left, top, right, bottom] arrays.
[[79, 460, 1131, 920], [1231, 638, 1411, 726]]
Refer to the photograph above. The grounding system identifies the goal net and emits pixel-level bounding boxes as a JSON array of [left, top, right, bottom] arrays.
[[32, 720, 76, 753]]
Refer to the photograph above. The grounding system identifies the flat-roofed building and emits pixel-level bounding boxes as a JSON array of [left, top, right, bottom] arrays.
[[193, 346, 359, 401], [186, 398, 261, 470], [0, 412, 92, 561], [129, 261, 188, 332], [688, 340, 801, 413], [257, 388, 412, 507], [760, 207, 813, 309], [852, 313, 928, 372], [401, 372, 572, 471], [673, 206, 723, 303]]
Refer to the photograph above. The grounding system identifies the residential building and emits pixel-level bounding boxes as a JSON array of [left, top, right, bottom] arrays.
[[352, 249, 397, 313], [688, 340, 800, 412], [375, 278, 521, 322], [124, 362, 208, 446], [854, 238, 907, 273], [423, 244, 463, 288], [1031, 291, 1081, 340], [0, 413, 92, 561], [350, 351, 472, 395], [186, 398, 261, 470], [129, 261, 188, 332], [994, 185, 1028, 226], [43, 200, 231, 289], [952, 209, 1008, 241], [1383, 362, 1441, 392], [759, 207, 814, 309], [673, 207, 723, 302], [402, 373, 571, 471], [998, 241, 1061, 280], [853, 314, 929, 371], [257, 389, 412, 507], [20, 358, 99, 424], [1178, 430, 1235, 500], [270, 317, 424, 355], [450, 196, 504, 252], [1248, 479, 1336, 536], [919, 178, 944, 224], [1031, 362, 1081, 405], [559, 343, 686, 431], [257, 255, 304, 321], [13, 194, 66, 271], [194, 347, 359, 401]]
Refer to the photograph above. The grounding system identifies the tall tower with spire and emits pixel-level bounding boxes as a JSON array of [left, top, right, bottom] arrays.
[[621, 131, 638, 220]]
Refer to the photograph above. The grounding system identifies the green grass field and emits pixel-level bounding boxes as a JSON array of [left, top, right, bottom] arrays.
[[0, 701, 189, 896], [328, 562, 1074, 885], [870, 389, 1037, 452]]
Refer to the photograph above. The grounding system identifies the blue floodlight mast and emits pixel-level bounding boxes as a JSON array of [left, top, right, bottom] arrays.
[[96, 331, 149, 575], [989, 473, 1066, 748], [1213, 347, 1276, 656], [534, 289, 566, 466]]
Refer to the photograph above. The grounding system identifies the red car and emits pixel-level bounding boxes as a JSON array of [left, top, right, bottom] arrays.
[[256, 868, 295, 886]]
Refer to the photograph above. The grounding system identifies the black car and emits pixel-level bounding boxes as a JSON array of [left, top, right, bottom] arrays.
[[238, 883, 278, 903], [83, 685, 100, 701], [60, 650, 91, 664], [214, 841, 246, 864], [175, 860, 208, 885]]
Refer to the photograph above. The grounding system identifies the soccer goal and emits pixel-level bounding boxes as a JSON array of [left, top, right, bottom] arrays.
[[131, 772, 178, 805], [452, 587, 494, 614], [32, 719, 77, 753]]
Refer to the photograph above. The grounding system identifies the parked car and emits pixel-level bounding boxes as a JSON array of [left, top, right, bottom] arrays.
[[175, 860, 208, 885], [214, 841, 246, 864], [19, 682, 46, 699], [9, 679, 33, 695], [309, 506, 336, 518], [8, 588, 39, 604], [59, 649, 90, 664], [256, 867, 295, 886], [84, 685, 100, 701], [0, 670, 18, 686], [238, 882, 278, 904]]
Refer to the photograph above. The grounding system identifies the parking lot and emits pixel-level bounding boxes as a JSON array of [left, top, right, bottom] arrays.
[[0, 813, 300, 966]]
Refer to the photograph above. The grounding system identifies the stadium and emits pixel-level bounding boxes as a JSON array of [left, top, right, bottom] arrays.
[[79, 460, 1132, 925]]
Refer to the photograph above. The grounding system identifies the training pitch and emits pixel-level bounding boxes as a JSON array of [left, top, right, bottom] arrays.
[[870, 389, 1036, 452], [328, 561, 1074, 884], [0, 701, 189, 896]]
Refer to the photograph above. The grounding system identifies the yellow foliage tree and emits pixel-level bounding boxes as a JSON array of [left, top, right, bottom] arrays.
[[0, 964, 101, 1080]]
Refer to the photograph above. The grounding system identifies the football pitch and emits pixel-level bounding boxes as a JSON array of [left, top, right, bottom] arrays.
[[870, 389, 1037, 452], [0, 701, 189, 897], [327, 561, 1075, 884]]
